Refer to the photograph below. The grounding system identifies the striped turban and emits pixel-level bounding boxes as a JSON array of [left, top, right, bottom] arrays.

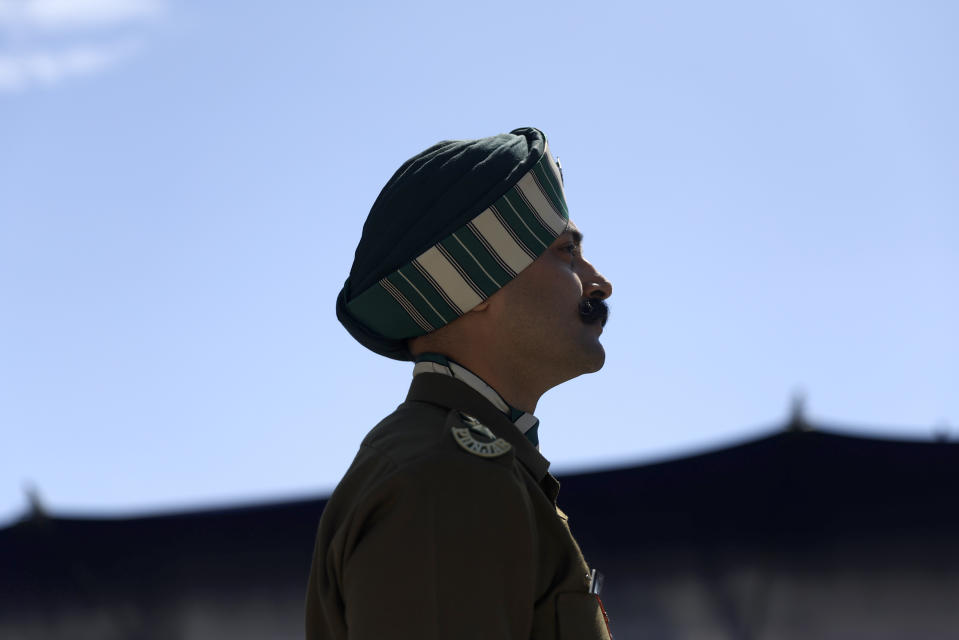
[[336, 127, 569, 360]]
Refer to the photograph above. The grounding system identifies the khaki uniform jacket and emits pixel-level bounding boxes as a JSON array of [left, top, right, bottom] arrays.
[[305, 373, 611, 639]]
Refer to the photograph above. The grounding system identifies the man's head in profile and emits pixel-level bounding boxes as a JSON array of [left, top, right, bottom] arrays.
[[335, 126, 612, 412]]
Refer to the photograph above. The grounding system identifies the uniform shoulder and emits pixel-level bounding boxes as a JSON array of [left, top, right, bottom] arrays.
[[360, 402, 512, 469], [321, 403, 531, 556]]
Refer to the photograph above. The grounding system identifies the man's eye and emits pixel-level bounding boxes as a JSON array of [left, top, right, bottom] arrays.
[[562, 243, 579, 255]]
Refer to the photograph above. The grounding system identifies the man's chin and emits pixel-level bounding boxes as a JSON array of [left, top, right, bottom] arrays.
[[580, 342, 606, 374]]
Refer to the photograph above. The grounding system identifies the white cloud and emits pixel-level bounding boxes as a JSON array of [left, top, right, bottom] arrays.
[[0, 0, 162, 31], [0, 38, 140, 92], [0, 0, 163, 92]]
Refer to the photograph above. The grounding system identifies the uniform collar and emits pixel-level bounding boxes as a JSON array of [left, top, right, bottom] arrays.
[[405, 372, 555, 499], [413, 353, 540, 447]]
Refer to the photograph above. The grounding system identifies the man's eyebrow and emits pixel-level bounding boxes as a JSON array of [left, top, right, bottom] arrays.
[[566, 229, 583, 245]]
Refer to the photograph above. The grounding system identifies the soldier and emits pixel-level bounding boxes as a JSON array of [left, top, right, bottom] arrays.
[[306, 127, 614, 639]]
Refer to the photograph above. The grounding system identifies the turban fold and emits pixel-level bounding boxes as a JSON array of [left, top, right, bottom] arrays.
[[336, 127, 569, 360]]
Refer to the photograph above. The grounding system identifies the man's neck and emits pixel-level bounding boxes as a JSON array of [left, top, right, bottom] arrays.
[[438, 355, 543, 414]]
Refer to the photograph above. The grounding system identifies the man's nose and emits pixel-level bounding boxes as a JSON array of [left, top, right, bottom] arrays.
[[580, 260, 613, 300]]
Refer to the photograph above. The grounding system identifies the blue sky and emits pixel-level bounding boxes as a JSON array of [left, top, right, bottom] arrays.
[[1, 0, 957, 525]]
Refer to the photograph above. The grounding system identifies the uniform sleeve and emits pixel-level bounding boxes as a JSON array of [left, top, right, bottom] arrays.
[[336, 455, 536, 640]]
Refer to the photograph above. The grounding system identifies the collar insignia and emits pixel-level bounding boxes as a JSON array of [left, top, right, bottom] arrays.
[[452, 413, 512, 458]]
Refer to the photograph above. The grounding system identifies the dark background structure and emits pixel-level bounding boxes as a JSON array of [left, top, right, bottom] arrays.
[[3, 419, 958, 639]]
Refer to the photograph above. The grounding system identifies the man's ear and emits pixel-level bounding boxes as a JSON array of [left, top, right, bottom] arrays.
[[471, 299, 490, 312]]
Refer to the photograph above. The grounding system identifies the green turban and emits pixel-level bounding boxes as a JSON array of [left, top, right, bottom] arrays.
[[336, 127, 569, 360]]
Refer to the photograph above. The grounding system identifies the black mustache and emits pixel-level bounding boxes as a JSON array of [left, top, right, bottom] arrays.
[[579, 297, 610, 326]]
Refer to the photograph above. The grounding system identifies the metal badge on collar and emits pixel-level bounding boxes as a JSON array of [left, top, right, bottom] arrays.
[[451, 413, 512, 458]]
